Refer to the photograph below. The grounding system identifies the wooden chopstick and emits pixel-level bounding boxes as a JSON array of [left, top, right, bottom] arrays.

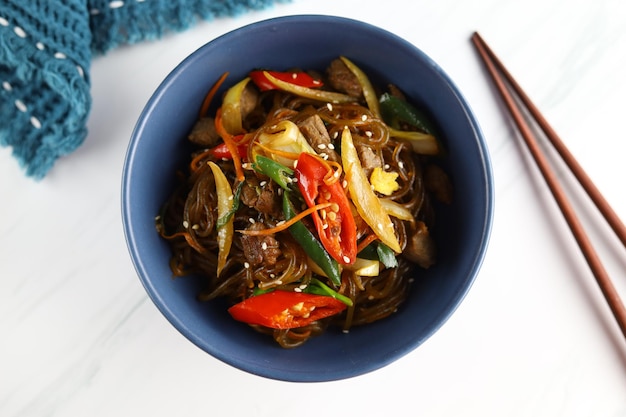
[[471, 32, 626, 339]]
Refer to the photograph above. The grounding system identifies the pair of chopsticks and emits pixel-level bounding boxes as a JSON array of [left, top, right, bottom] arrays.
[[471, 32, 626, 340]]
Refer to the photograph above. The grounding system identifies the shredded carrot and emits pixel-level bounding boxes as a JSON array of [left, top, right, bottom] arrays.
[[215, 107, 245, 181], [356, 233, 379, 254], [238, 202, 333, 236], [199, 72, 229, 119], [189, 149, 214, 172], [254, 141, 301, 161], [323, 160, 343, 186]]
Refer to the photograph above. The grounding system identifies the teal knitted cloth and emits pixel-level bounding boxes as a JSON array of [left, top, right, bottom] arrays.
[[0, 0, 285, 179]]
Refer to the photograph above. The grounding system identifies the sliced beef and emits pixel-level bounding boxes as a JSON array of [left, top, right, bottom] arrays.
[[241, 223, 281, 267], [326, 58, 362, 98], [240, 176, 282, 218], [356, 143, 382, 176], [188, 117, 220, 147], [403, 221, 436, 269], [297, 114, 339, 162]]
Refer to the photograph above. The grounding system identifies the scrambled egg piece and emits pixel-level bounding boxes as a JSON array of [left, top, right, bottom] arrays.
[[369, 167, 400, 196]]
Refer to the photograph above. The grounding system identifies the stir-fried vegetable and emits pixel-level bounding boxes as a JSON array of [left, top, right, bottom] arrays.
[[249, 70, 323, 91], [263, 71, 356, 104], [341, 127, 402, 253], [221, 77, 251, 135], [294, 152, 357, 265], [380, 92, 441, 155], [283, 192, 342, 286], [340, 56, 381, 118], [228, 290, 347, 329], [207, 161, 234, 277], [256, 120, 316, 167]]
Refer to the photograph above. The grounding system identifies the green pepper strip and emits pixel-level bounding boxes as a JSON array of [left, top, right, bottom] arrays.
[[379, 93, 437, 135], [283, 192, 342, 287], [358, 241, 399, 269], [216, 181, 243, 229], [253, 155, 295, 191], [304, 278, 353, 307], [376, 242, 399, 269]]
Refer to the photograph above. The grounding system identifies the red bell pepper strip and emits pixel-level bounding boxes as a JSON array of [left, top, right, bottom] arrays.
[[228, 290, 347, 329], [209, 136, 248, 161], [294, 152, 357, 265], [249, 70, 323, 91]]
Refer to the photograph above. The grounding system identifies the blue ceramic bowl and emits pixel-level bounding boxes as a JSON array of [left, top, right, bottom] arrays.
[[122, 15, 493, 382]]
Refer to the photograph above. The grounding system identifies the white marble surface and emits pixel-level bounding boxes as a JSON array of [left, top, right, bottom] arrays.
[[2, 0, 626, 415]]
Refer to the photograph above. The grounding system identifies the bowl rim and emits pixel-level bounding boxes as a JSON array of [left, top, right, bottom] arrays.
[[121, 14, 494, 382]]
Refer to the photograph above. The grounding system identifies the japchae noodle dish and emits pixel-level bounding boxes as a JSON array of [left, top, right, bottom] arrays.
[[156, 57, 453, 348]]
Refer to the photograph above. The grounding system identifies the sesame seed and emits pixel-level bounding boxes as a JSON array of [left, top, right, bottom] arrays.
[[109, 1, 124, 8], [365, 131, 373, 138], [322, 223, 329, 230], [155, 215, 161, 221], [292, 177, 298, 183], [54, 52, 67, 59], [249, 218, 255, 224], [326, 103, 333, 111], [313, 80, 321, 85], [2, 81, 11, 91], [398, 161, 404, 169], [261, 242, 268, 250], [342, 180, 347, 188], [276, 220, 285, 226], [317, 143, 326, 149], [332, 131, 339, 139], [244, 262, 250, 269], [291, 73, 297, 79], [361, 114, 367, 121], [182, 220, 189, 228], [76, 65, 84, 78], [259, 180, 267, 187], [342, 329, 350, 334], [228, 195, 234, 200], [36, 42, 45, 50], [384, 164, 390, 170], [294, 287, 302, 292], [328, 143, 335, 150], [377, 223, 383, 230], [322, 154, 329, 160], [343, 256, 350, 263], [0, 17, 8, 27], [275, 280, 283, 285], [299, 284, 308, 289], [270, 273, 276, 278]]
